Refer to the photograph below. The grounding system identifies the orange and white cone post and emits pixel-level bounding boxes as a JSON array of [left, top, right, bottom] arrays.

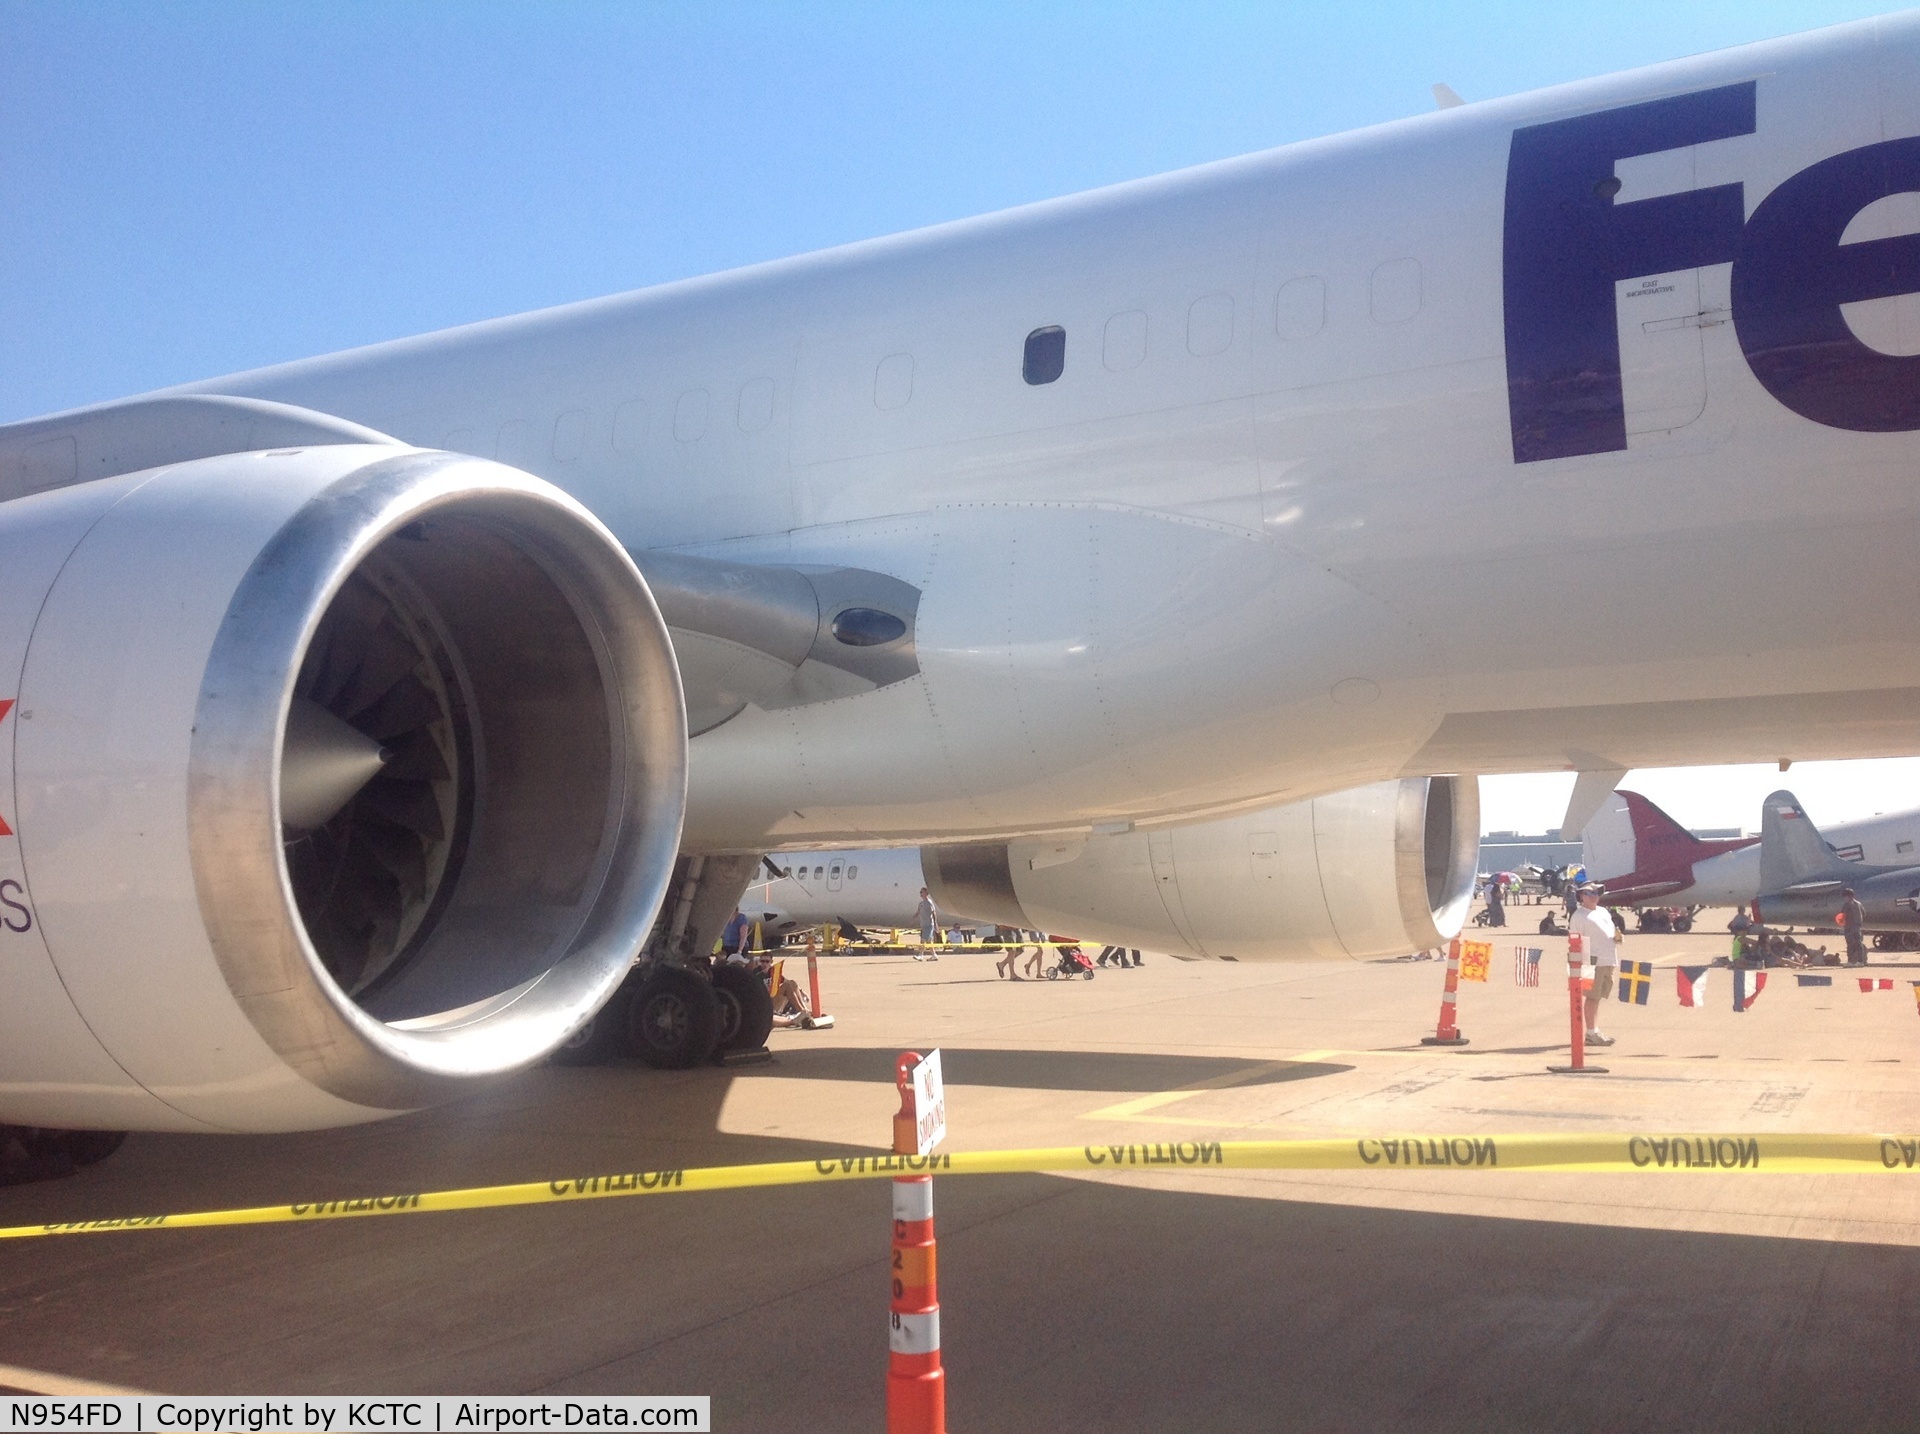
[[889, 1053, 944, 1434], [1548, 932, 1606, 1075], [1420, 938, 1470, 1046], [806, 946, 834, 1030]]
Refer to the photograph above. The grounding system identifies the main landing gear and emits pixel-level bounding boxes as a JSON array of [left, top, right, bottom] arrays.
[[553, 958, 775, 1070]]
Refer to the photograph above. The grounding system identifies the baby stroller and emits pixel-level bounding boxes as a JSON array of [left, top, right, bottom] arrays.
[[1045, 940, 1096, 980]]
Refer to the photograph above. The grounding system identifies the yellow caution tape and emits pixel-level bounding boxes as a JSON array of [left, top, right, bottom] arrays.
[[10, 1133, 1920, 1241]]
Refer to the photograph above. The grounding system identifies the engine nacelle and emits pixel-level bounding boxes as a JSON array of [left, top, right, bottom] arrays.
[[0, 445, 685, 1132], [924, 777, 1477, 961]]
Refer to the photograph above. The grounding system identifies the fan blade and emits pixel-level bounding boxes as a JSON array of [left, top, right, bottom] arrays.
[[359, 779, 446, 840], [359, 675, 444, 742], [380, 729, 450, 782], [339, 622, 425, 722]]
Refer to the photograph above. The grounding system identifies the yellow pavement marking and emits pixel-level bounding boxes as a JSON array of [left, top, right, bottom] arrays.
[[1082, 1056, 1334, 1120]]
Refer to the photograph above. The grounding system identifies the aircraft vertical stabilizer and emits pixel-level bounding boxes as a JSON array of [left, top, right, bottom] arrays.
[[1759, 790, 1851, 891]]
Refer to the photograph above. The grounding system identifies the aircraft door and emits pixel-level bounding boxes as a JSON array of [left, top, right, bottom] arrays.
[[828, 860, 843, 893], [1614, 147, 1712, 440]]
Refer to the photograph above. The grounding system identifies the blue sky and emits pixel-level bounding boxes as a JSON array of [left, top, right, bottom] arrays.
[[3, 1, 1915, 831]]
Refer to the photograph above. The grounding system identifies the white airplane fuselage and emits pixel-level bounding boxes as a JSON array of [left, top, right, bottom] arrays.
[[744, 849, 955, 933], [52, 16, 1920, 851]]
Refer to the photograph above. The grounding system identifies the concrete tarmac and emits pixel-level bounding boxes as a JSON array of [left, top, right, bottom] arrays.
[[4, 920, 1920, 1430]]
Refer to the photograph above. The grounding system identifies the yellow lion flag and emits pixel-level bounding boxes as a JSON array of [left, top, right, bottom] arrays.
[[1459, 940, 1492, 982]]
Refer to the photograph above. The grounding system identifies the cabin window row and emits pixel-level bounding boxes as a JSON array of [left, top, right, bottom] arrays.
[[1019, 259, 1423, 386], [779, 864, 859, 880], [443, 376, 780, 465]]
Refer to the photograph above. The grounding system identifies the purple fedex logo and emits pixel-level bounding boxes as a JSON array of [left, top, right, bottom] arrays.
[[1504, 81, 1920, 462]]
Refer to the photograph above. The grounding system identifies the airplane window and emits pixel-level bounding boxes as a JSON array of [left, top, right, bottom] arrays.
[[1369, 258, 1422, 325], [673, 388, 710, 443], [1187, 293, 1234, 355], [874, 353, 915, 411], [848, 865, 858, 879], [1103, 310, 1148, 371], [781, 867, 792, 878], [1023, 326, 1066, 385], [738, 377, 775, 432], [815, 866, 824, 880], [1274, 276, 1326, 341]]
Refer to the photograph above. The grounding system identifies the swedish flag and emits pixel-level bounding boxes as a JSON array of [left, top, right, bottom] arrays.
[[1617, 959, 1653, 1005]]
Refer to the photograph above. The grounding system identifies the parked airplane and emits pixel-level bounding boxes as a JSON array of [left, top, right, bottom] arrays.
[[1582, 788, 1920, 907], [1752, 789, 1920, 932], [745, 850, 958, 937], [9, 16, 1920, 1144]]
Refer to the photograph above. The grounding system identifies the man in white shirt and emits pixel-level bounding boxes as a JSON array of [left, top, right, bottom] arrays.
[[1567, 884, 1621, 1046]]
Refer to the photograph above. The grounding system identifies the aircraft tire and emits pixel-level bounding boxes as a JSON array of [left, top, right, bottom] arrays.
[[550, 975, 637, 1066], [626, 966, 721, 1069], [711, 963, 776, 1053]]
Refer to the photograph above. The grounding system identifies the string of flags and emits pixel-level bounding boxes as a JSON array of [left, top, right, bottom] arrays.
[[1502, 947, 1920, 1014]]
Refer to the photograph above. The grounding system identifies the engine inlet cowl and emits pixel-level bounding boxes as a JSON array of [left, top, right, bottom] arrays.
[[0, 445, 685, 1133]]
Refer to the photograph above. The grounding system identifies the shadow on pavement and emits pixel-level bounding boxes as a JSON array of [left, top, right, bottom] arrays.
[[0, 1168, 1912, 1432]]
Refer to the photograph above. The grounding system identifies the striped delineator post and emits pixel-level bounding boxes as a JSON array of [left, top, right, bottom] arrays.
[[805, 947, 834, 1029], [1420, 938, 1470, 1046], [890, 1053, 945, 1434], [1549, 932, 1607, 1075]]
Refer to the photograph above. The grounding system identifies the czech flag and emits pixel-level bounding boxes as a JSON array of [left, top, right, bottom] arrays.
[[1733, 968, 1767, 1012], [1859, 978, 1894, 992], [1676, 966, 1710, 1007], [1617, 959, 1652, 1005]]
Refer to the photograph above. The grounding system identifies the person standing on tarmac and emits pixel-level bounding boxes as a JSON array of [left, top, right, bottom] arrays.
[[1568, 884, 1620, 1047], [1484, 876, 1506, 928], [1840, 887, 1868, 965], [914, 888, 941, 962]]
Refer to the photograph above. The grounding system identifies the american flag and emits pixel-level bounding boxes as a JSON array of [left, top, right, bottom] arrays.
[[1513, 946, 1542, 986]]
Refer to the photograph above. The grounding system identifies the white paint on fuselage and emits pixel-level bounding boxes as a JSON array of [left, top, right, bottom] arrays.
[[70, 14, 1920, 849]]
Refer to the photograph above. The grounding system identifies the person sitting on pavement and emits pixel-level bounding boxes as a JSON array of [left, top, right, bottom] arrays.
[[768, 966, 812, 1025]]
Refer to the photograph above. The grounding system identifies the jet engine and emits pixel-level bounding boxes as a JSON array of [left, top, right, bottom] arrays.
[[0, 444, 685, 1133], [924, 776, 1477, 961]]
